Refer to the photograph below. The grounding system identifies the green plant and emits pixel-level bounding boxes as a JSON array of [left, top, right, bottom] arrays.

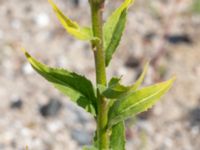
[[192, 0, 200, 13], [22, 0, 175, 149]]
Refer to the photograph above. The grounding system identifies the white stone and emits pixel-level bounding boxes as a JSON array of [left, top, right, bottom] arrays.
[[21, 128, 32, 137], [47, 121, 63, 133], [191, 126, 199, 136], [22, 62, 34, 75], [35, 13, 50, 27]]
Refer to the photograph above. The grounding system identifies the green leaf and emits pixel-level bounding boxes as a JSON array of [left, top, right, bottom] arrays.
[[110, 121, 125, 150], [99, 62, 149, 99], [108, 77, 175, 127], [103, 0, 135, 66], [129, 62, 149, 91], [22, 48, 97, 115], [98, 77, 129, 99], [192, 0, 200, 13], [48, 0, 96, 40]]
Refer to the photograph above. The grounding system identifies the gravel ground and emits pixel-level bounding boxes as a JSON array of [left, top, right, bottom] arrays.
[[0, 0, 200, 150]]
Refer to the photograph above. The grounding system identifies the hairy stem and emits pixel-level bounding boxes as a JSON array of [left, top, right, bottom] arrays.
[[90, 0, 109, 149]]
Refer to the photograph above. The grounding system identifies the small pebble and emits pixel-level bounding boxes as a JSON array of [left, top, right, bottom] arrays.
[[165, 34, 192, 45], [47, 121, 64, 133], [189, 107, 200, 127], [137, 110, 152, 120], [39, 98, 62, 118], [24, 5, 32, 13], [191, 126, 199, 136], [22, 62, 34, 75], [144, 32, 156, 42], [125, 56, 141, 68], [71, 0, 79, 7], [10, 98, 23, 109], [35, 13, 50, 28]]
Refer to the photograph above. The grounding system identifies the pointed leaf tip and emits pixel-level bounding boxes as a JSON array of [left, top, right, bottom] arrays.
[[130, 61, 149, 91], [48, 0, 95, 41], [20, 47, 26, 54], [21, 48, 31, 58]]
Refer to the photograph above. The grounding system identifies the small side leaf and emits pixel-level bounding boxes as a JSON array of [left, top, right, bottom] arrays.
[[99, 77, 129, 99], [110, 121, 125, 150], [48, 0, 96, 40], [22, 48, 97, 115], [104, 0, 135, 66], [108, 77, 175, 127], [100, 62, 149, 99]]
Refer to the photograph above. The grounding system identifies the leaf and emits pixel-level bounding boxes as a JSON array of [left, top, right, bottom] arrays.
[[129, 62, 149, 91], [25, 146, 29, 150], [103, 0, 135, 66], [192, 0, 200, 13], [108, 77, 175, 127], [22, 48, 97, 115], [99, 62, 149, 99], [48, 0, 96, 40], [98, 77, 129, 99], [110, 121, 125, 150]]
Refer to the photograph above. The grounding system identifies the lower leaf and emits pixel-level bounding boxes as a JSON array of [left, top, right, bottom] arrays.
[[110, 121, 125, 150], [22, 48, 97, 115]]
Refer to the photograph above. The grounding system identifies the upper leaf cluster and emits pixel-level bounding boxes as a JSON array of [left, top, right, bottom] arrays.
[[49, 0, 134, 66]]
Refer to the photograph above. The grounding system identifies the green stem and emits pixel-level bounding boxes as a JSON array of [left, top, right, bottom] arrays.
[[90, 0, 109, 149]]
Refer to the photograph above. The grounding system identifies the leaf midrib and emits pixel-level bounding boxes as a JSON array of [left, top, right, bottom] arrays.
[[115, 84, 167, 116], [31, 60, 94, 102]]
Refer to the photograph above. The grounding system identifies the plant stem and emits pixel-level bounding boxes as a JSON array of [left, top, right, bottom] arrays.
[[90, 0, 109, 149]]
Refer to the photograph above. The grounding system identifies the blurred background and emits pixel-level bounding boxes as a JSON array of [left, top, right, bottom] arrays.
[[0, 0, 200, 149]]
